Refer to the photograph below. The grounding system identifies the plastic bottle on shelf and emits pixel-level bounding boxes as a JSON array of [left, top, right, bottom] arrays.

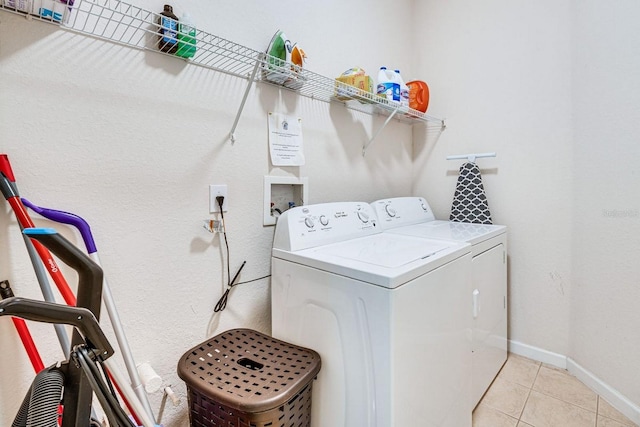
[[395, 70, 409, 109], [5, 0, 30, 13], [407, 80, 430, 113], [176, 12, 196, 58], [158, 4, 179, 54], [376, 66, 400, 102]]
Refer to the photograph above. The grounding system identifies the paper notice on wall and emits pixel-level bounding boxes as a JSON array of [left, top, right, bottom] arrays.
[[268, 113, 305, 166]]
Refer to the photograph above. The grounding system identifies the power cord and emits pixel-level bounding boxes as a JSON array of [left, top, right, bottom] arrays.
[[217, 196, 231, 283], [212, 195, 272, 312], [236, 274, 271, 286], [214, 195, 247, 313], [214, 261, 246, 312]]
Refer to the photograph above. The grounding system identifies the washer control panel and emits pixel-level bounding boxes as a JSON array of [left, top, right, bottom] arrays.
[[370, 197, 436, 230], [273, 202, 379, 251]]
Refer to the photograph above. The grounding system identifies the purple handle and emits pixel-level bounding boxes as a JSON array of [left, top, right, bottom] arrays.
[[21, 198, 97, 254]]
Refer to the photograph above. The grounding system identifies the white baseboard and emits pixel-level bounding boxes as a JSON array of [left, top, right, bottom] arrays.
[[567, 357, 640, 425], [508, 340, 567, 369], [508, 340, 640, 425]]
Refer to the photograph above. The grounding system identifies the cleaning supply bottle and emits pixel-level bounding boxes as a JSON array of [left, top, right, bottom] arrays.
[[5, 0, 30, 12], [284, 43, 307, 90], [265, 30, 290, 84], [377, 67, 400, 102], [407, 80, 430, 113], [395, 70, 409, 108], [176, 12, 196, 58], [158, 4, 179, 54]]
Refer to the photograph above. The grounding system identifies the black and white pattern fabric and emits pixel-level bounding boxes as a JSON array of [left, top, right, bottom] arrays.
[[450, 162, 493, 224]]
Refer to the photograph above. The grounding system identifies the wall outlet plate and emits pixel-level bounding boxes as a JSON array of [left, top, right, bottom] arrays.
[[210, 184, 228, 213]]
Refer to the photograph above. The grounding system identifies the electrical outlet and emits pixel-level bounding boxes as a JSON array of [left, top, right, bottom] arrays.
[[209, 184, 228, 213]]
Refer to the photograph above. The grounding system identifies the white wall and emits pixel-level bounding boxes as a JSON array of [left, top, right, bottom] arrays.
[[571, 0, 640, 407], [413, 0, 640, 418], [0, 1, 415, 425], [412, 0, 574, 354]]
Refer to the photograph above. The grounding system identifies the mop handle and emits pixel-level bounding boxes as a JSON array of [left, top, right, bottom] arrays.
[[0, 154, 15, 181], [22, 199, 157, 424], [6, 198, 77, 306], [21, 198, 97, 253], [0, 157, 77, 306], [25, 228, 157, 427]]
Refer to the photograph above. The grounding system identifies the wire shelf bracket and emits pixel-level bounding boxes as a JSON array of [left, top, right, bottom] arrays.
[[363, 106, 400, 156], [229, 55, 263, 143]]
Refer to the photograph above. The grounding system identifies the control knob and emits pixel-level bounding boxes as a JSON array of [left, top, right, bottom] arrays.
[[304, 217, 315, 228], [385, 204, 397, 217], [319, 215, 329, 226], [357, 210, 370, 223]]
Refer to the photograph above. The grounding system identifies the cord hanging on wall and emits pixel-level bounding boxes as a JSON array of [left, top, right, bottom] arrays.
[[210, 195, 247, 313], [205, 197, 271, 313], [214, 261, 246, 312]]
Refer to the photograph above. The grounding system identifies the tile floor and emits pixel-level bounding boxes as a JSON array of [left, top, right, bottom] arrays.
[[472, 353, 638, 427]]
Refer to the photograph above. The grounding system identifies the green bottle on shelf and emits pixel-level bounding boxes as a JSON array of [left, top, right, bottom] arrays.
[[176, 13, 196, 59]]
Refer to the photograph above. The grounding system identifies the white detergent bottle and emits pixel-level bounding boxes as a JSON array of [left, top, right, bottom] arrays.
[[395, 69, 409, 108], [377, 67, 400, 102]]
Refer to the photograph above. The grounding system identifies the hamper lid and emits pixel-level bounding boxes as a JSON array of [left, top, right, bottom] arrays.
[[177, 328, 321, 413]]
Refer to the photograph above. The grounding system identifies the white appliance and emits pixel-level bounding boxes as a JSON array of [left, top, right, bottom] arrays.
[[271, 202, 473, 427], [371, 197, 507, 408]]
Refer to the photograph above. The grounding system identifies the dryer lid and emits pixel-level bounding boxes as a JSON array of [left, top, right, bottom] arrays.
[[314, 233, 450, 268], [390, 220, 506, 245]]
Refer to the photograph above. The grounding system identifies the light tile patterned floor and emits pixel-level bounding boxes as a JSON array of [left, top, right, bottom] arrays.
[[472, 353, 638, 427]]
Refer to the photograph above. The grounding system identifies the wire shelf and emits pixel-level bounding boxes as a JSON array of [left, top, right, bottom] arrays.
[[1, 0, 446, 144], [62, 0, 263, 79], [0, 0, 73, 24], [261, 55, 445, 126]]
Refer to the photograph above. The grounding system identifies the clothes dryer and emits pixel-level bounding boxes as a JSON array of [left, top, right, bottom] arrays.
[[271, 202, 472, 427], [371, 197, 507, 408]]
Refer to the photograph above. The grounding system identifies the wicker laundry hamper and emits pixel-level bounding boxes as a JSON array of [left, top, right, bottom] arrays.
[[177, 328, 321, 427]]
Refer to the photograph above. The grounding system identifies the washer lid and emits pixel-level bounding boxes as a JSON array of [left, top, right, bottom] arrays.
[[273, 233, 470, 288], [389, 220, 506, 245]]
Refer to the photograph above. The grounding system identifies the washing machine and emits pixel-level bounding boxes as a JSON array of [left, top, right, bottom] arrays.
[[271, 202, 472, 427], [371, 196, 507, 408]]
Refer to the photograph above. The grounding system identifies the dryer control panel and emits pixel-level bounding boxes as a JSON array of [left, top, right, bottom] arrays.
[[273, 202, 379, 252], [371, 197, 436, 230]]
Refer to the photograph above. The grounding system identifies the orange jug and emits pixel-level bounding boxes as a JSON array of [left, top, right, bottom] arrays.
[[406, 80, 430, 113]]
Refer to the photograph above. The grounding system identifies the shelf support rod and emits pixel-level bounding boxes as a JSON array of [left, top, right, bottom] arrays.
[[446, 152, 496, 163], [229, 53, 264, 143], [362, 106, 400, 156]]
